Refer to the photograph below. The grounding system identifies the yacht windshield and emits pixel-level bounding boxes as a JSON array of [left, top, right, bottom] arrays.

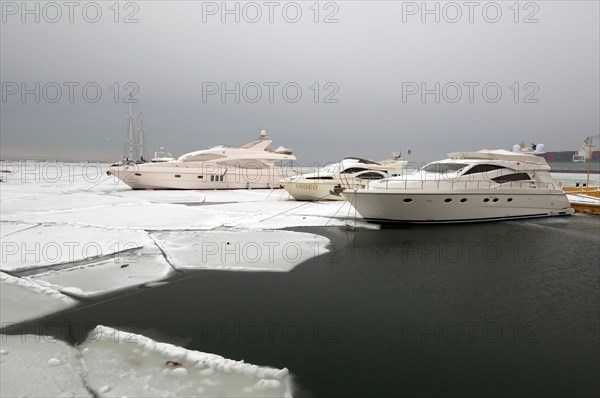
[[316, 163, 340, 175], [422, 162, 469, 174]]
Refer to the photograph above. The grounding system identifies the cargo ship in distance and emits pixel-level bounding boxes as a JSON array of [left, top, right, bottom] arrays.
[[517, 138, 599, 174]]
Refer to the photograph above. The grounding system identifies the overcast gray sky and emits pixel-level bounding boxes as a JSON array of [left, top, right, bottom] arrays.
[[1, 1, 598, 165]]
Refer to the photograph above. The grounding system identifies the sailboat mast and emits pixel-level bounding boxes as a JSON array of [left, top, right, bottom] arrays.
[[585, 137, 592, 189], [127, 95, 135, 161], [138, 112, 145, 162]]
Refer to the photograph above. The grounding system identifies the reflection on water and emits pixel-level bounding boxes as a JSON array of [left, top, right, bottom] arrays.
[[31, 215, 600, 397]]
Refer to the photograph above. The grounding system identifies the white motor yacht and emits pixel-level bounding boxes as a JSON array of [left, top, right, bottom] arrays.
[[280, 157, 407, 201], [107, 130, 297, 189], [340, 149, 573, 224]]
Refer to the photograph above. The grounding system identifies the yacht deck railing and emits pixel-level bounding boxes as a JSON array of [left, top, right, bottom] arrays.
[[371, 180, 560, 191]]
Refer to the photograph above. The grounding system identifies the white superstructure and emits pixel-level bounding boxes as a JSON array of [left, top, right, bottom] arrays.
[[341, 149, 573, 224], [107, 131, 297, 189]]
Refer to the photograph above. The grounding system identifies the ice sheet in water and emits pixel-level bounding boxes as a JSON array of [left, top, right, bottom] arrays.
[[80, 325, 292, 397], [1, 203, 245, 231], [0, 326, 292, 398], [0, 272, 77, 326], [1, 192, 139, 215], [26, 244, 174, 299], [1, 224, 152, 272], [111, 188, 292, 204], [153, 230, 330, 271], [0, 334, 91, 398]]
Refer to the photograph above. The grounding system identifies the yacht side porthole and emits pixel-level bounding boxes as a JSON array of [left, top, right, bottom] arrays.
[[444, 198, 452, 202], [484, 198, 490, 202], [403, 198, 413, 203], [174, 174, 181, 178], [460, 198, 467, 203]]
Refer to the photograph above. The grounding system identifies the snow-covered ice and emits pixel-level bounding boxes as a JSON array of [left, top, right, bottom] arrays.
[[153, 230, 330, 272], [1, 224, 152, 272], [0, 221, 37, 238], [0, 334, 91, 398], [0, 272, 78, 325], [0, 326, 292, 397], [80, 325, 292, 397], [567, 193, 600, 205], [1, 202, 250, 230], [26, 244, 174, 299]]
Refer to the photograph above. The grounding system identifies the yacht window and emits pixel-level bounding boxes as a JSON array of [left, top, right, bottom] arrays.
[[174, 174, 181, 178], [492, 198, 499, 202], [462, 164, 507, 175], [134, 173, 141, 176], [422, 162, 469, 174], [306, 176, 334, 180], [357, 172, 385, 180], [403, 198, 413, 203], [507, 198, 513, 202], [197, 176, 203, 179], [444, 198, 452, 202], [492, 173, 531, 183], [340, 167, 370, 174], [460, 198, 467, 203], [210, 175, 214, 181], [483, 198, 490, 202]]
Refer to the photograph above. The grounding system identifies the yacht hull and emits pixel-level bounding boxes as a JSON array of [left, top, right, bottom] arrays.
[[281, 181, 345, 201], [108, 164, 293, 190], [342, 190, 574, 224]]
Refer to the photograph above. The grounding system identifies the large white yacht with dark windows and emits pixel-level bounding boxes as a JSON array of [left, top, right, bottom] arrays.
[[107, 131, 298, 189], [339, 150, 573, 224], [280, 156, 407, 201]]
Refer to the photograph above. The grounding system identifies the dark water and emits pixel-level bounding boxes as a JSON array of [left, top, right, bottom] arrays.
[[24, 215, 600, 397]]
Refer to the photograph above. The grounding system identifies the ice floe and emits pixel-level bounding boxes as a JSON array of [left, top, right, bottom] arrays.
[[0, 326, 292, 397], [1, 224, 152, 272], [0, 192, 135, 215], [153, 230, 330, 272], [111, 187, 293, 204], [0, 334, 91, 398], [25, 244, 174, 299], [0, 272, 77, 327], [80, 325, 292, 397], [567, 193, 600, 205]]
